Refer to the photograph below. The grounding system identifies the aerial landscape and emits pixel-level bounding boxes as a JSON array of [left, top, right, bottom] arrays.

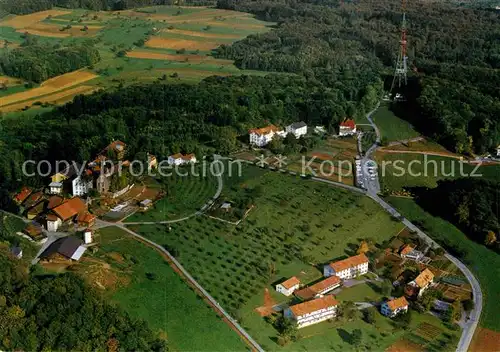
[[0, 0, 499, 351]]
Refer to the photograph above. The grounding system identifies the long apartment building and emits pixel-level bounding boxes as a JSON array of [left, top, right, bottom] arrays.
[[284, 295, 339, 328], [294, 275, 342, 301], [323, 253, 369, 279]]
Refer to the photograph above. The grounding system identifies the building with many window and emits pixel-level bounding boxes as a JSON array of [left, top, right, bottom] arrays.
[[248, 125, 286, 147], [323, 254, 369, 279], [284, 295, 339, 328]]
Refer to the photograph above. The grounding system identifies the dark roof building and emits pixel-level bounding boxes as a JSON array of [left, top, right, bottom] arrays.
[[40, 236, 87, 261]]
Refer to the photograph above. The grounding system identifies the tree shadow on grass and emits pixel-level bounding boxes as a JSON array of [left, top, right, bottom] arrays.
[[337, 328, 353, 344]]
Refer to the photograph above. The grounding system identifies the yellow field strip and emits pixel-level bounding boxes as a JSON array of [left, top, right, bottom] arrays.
[[0, 71, 98, 107], [126, 51, 233, 65], [0, 10, 71, 29], [1, 85, 97, 112], [145, 37, 219, 51], [162, 28, 242, 39]]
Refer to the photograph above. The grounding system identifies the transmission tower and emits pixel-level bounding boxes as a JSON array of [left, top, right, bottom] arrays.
[[390, 0, 408, 93]]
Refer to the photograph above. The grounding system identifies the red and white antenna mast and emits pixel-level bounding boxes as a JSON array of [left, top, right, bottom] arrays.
[[390, 0, 408, 93]]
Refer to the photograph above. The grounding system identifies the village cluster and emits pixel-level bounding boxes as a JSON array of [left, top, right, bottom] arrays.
[[274, 240, 449, 329], [10, 140, 201, 263], [248, 119, 357, 147]]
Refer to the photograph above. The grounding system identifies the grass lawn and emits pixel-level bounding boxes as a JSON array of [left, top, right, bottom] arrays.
[[376, 153, 500, 191], [386, 196, 500, 331], [336, 281, 385, 302], [128, 165, 406, 349], [124, 169, 218, 222], [94, 226, 247, 351], [373, 104, 420, 142]]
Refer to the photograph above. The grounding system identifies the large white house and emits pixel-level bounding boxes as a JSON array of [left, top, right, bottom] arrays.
[[72, 176, 93, 196], [286, 122, 307, 138], [249, 125, 286, 147], [381, 296, 409, 318], [295, 275, 342, 301], [339, 119, 357, 136], [284, 295, 339, 328], [324, 253, 369, 279], [168, 153, 197, 166], [276, 276, 301, 296]]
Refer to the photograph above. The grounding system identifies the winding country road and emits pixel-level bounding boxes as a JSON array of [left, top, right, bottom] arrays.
[[359, 102, 482, 352]]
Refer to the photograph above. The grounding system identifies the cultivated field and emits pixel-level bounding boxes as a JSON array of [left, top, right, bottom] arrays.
[[128, 165, 411, 349], [0, 70, 98, 112], [84, 226, 247, 351], [0, 6, 273, 113]]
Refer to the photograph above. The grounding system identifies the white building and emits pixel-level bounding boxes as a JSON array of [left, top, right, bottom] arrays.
[[168, 153, 197, 166], [314, 126, 326, 134], [84, 229, 93, 244], [324, 253, 369, 279], [496, 145, 500, 157], [46, 214, 62, 232], [339, 119, 357, 136], [399, 244, 424, 261], [276, 276, 301, 296], [249, 125, 286, 147], [49, 182, 63, 195], [72, 176, 93, 196], [286, 122, 307, 138], [381, 296, 409, 318], [284, 295, 339, 328]]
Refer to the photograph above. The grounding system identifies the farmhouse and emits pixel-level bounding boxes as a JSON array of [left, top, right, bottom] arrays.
[[295, 275, 342, 301], [168, 153, 197, 166], [324, 253, 369, 279], [286, 122, 307, 138], [40, 236, 87, 262], [47, 197, 87, 232], [47, 196, 64, 210], [276, 276, 301, 296], [381, 296, 409, 318], [13, 187, 32, 204], [284, 295, 339, 328], [248, 125, 286, 147], [406, 268, 435, 298], [339, 119, 357, 136], [76, 211, 96, 228]]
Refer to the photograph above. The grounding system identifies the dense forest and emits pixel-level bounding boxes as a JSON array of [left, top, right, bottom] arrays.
[[414, 178, 500, 251], [215, 0, 500, 154], [0, 216, 166, 351], [0, 73, 380, 206], [1, 0, 216, 14], [0, 41, 100, 83]]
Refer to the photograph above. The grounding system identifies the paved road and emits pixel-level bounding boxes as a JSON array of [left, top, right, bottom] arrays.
[[116, 224, 265, 352], [351, 102, 482, 352]]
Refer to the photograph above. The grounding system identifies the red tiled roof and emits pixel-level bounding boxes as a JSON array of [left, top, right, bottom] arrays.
[[24, 224, 42, 237], [386, 296, 409, 311], [14, 187, 32, 203], [340, 119, 356, 129], [295, 276, 341, 300], [47, 196, 64, 210], [328, 254, 369, 273], [414, 268, 434, 288], [53, 197, 86, 221], [24, 191, 43, 208], [170, 153, 195, 161], [279, 276, 301, 290], [400, 244, 414, 256], [77, 212, 95, 224], [249, 125, 280, 136], [289, 295, 338, 317], [47, 214, 59, 221]]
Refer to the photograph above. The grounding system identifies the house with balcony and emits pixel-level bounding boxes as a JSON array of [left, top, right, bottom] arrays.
[[284, 295, 339, 328], [324, 253, 369, 279], [381, 296, 409, 318]]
